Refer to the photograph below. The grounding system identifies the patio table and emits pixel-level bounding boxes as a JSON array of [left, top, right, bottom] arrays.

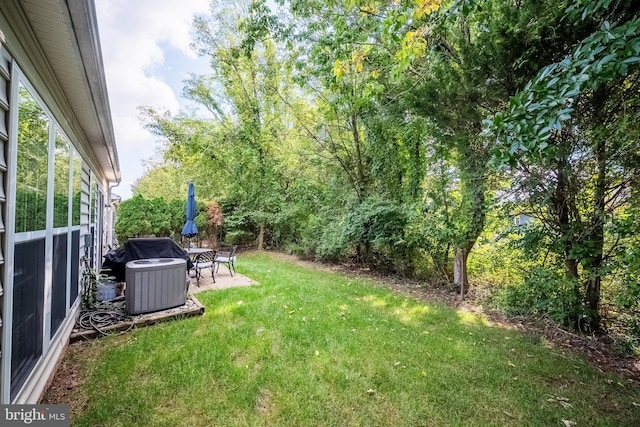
[[184, 247, 211, 259], [183, 248, 216, 286]]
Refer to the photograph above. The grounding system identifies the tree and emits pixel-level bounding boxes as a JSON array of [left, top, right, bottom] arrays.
[[205, 201, 224, 247], [487, 0, 640, 329], [138, 108, 225, 203], [274, 0, 430, 267], [115, 195, 154, 240], [132, 160, 189, 200], [114, 195, 188, 242], [378, 0, 579, 297], [181, 0, 315, 250]]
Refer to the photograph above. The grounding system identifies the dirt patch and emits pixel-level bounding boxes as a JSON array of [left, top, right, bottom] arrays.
[[41, 340, 103, 420]]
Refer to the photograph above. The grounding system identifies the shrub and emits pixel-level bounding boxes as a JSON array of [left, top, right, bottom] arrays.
[[492, 267, 588, 328], [341, 197, 410, 269]]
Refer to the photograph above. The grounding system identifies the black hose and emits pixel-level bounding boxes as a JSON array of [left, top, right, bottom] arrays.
[[77, 304, 135, 336]]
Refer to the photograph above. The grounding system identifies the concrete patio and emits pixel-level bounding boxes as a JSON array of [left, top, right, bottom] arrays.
[[188, 267, 258, 293]]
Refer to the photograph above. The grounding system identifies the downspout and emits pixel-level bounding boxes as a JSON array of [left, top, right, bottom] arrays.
[[106, 182, 120, 248]]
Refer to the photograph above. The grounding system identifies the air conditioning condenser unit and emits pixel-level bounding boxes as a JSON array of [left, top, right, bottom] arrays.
[[125, 258, 187, 314]]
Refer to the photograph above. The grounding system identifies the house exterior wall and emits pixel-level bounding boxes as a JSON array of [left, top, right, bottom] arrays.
[[0, 1, 118, 404], [0, 30, 10, 406]]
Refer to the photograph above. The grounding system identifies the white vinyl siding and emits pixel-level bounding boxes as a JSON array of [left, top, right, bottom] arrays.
[[0, 41, 11, 404]]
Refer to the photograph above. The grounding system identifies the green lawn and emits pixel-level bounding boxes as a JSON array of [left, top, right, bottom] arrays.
[[72, 251, 640, 426]]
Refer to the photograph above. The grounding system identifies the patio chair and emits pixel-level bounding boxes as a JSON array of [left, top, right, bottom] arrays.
[[193, 250, 216, 286], [214, 245, 237, 276]]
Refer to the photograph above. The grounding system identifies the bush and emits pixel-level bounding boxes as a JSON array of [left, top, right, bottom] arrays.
[[492, 267, 588, 328], [115, 195, 204, 243], [340, 197, 410, 269], [315, 219, 349, 262], [225, 230, 255, 246]]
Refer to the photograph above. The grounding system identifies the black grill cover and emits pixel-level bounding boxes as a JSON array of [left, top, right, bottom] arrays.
[[102, 238, 193, 282]]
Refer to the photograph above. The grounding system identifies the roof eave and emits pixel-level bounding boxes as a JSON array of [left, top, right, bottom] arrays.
[[67, 0, 120, 183]]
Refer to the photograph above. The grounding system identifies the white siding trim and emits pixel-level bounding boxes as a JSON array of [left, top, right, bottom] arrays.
[[0, 58, 19, 405], [65, 138, 74, 314], [14, 230, 47, 243], [42, 119, 56, 354]]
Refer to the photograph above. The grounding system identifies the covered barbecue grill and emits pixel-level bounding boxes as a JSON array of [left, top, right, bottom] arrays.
[[102, 238, 193, 282]]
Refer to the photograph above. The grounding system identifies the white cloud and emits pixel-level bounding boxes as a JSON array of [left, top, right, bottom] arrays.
[[95, 0, 210, 199]]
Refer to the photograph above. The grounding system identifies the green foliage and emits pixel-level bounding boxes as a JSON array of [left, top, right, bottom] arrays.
[[115, 196, 153, 240], [466, 211, 527, 283], [483, 1, 640, 329], [314, 220, 349, 262], [492, 267, 587, 327], [343, 197, 406, 249], [80, 260, 98, 310], [382, 0, 579, 290], [132, 161, 190, 201], [487, 1, 640, 166], [342, 197, 409, 266], [182, 1, 311, 249], [115, 195, 191, 242], [608, 207, 640, 338]]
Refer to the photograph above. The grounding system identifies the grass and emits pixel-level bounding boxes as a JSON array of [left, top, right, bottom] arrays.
[[71, 251, 640, 426]]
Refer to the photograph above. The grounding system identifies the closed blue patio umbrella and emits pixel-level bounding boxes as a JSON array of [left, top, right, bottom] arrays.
[[181, 181, 198, 244]]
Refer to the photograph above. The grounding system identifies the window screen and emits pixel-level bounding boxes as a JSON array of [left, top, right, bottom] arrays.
[[50, 233, 68, 338], [11, 239, 45, 400]]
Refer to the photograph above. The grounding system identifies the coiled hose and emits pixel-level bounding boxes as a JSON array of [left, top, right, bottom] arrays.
[[77, 301, 135, 336]]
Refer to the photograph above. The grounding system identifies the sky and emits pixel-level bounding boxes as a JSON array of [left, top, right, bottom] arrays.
[[95, 0, 212, 200]]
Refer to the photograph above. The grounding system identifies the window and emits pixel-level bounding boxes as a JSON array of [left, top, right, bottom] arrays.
[[15, 84, 49, 233], [51, 130, 71, 336], [53, 131, 70, 228], [10, 71, 102, 401], [70, 150, 83, 307], [11, 239, 45, 400], [50, 233, 68, 338], [71, 151, 82, 226], [69, 230, 80, 308], [11, 83, 48, 399]]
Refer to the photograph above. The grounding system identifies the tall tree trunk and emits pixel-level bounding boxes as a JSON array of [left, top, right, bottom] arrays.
[[350, 112, 366, 200], [581, 88, 609, 331], [257, 222, 265, 251], [584, 275, 601, 329], [584, 131, 607, 331], [548, 132, 585, 321], [453, 244, 471, 299], [552, 134, 580, 280], [453, 139, 487, 300]]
